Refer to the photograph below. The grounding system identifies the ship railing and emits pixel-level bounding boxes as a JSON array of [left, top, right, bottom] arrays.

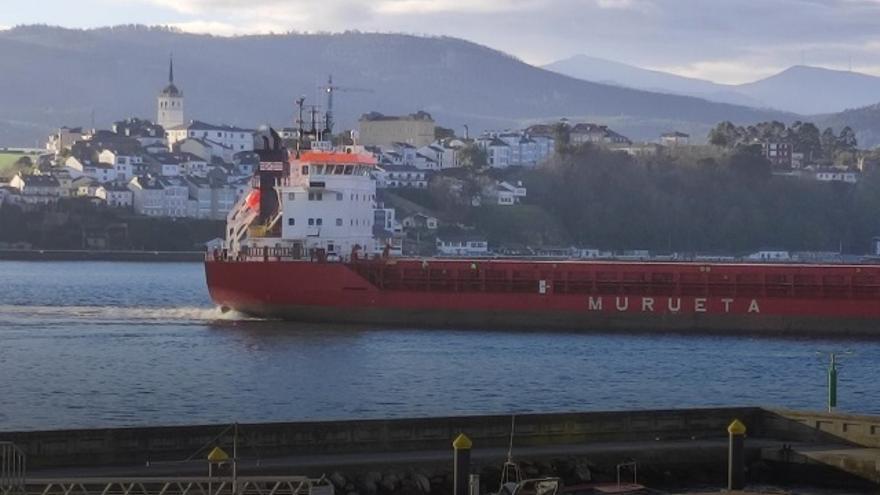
[[14, 476, 333, 495], [0, 442, 26, 495]]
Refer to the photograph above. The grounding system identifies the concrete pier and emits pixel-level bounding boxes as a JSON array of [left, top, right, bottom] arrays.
[[3, 407, 880, 492]]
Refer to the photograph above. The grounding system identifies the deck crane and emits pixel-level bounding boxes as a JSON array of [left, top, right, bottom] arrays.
[[318, 75, 374, 136]]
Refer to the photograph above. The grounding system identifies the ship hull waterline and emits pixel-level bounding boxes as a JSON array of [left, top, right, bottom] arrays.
[[205, 260, 880, 336]]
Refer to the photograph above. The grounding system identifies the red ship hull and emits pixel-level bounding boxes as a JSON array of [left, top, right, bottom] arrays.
[[204, 258, 880, 334]]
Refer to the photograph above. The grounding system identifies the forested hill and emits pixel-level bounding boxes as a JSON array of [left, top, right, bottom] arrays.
[[0, 25, 790, 145]]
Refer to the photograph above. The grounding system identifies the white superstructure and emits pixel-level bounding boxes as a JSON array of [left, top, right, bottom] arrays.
[[279, 150, 377, 258], [226, 145, 381, 261]]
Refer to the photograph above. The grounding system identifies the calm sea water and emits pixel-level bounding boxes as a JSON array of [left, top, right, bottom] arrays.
[[1, 260, 879, 432]]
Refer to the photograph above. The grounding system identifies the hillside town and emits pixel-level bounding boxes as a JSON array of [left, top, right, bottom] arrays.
[[0, 58, 878, 259]]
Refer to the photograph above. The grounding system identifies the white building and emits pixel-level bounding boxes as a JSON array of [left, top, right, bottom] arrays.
[[128, 176, 166, 217], [73, 176, 100, 198], [815, 169, 859, 183], [64, 156, 116, 183], [746, 250, 791, 262], [46, 127, 84, 154], [436, 235, 489, 256], [180, 153, 209, 177], [185, 176, 237, 220], [9, 173, 61, 205], [401, 212, 438, 230], [660, 131, 690, 146], [129, 176, 191, 218], [415, 145, 445, 171], [476, 136, 511, 168], [484, 180, 527, 206], [374, 165, 428, 188], [147, 152, 182, 177], [157, 58, 185, 130], [96, 183, 133, 208], [166, 121, 254, 155], [570, 123, 631, 146], [98, 149, 138, 181]]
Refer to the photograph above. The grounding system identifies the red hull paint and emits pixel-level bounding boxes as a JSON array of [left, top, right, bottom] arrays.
[[204, 259, 880, 334]]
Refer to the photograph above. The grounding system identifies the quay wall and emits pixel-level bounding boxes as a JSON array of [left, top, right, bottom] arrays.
[[1, 407, 762, 469], [758, 408, 880, 447], [0, 249, 203, 262]]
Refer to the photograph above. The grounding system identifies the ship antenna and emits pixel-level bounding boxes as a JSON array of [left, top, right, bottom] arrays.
[[295, 96, 306, 157]]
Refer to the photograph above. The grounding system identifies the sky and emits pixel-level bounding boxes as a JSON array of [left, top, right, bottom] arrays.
[[3, 0, 880, 84]]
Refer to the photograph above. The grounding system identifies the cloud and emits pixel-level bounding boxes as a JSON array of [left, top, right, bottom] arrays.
[[117, 0, 880, 83], [653, 60, 782, 85]]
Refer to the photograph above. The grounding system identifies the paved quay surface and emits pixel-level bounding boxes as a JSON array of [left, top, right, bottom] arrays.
[[27, 438, 788, 478]]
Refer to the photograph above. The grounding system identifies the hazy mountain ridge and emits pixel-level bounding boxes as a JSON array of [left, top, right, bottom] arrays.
[[815, 103, 880, 149], [0, 25, 789, 146], [543, 54, 766, 108], [545, 55, 880, 116]]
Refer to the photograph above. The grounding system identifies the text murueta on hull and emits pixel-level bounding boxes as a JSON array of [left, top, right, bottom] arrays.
[[587, 296, 761, 313]]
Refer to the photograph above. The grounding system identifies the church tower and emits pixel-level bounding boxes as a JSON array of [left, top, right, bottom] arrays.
[[157, 56, 184, 129]]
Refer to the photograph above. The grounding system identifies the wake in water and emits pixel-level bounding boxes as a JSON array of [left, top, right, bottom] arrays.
[[0, 304, 263, 327]]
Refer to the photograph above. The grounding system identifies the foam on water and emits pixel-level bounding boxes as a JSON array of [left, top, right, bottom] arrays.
[[0, 304, 260, 326]]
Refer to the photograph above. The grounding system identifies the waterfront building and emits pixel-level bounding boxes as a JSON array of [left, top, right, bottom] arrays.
[[435, 235, 489, 256]]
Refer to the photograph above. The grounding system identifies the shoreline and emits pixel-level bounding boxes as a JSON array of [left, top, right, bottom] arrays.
[[0, 249, 204, 262]]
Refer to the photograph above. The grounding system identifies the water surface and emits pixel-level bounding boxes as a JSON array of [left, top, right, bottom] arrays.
[[0, 261, 877, 431]]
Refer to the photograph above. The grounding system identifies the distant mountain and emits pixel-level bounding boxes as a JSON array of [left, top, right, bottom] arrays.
[[0, 26, 789, 146], [816, 103, 880, 149], [736, 65, 880, 115], [543, 54, 764, 108], [545, 56, 880, 115]]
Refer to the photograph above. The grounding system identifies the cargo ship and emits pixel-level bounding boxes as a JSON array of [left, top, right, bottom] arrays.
[[205, 129, 880, 334]]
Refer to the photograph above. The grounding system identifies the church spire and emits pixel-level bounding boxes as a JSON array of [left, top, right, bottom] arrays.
[[169, 54, 174, 84]]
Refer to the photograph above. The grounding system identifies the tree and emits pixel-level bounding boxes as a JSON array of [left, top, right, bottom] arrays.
[[14, 156, 32, 169], [552, 122, 571, 153], [458, 143, 488, 169], [791, 122, 821, 161], [821, 127, 838, 161], [727, 144, 771, 180], [708, 121, 740, 148], [838, 126, 858, 151], [434, 126, 455, 141]]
